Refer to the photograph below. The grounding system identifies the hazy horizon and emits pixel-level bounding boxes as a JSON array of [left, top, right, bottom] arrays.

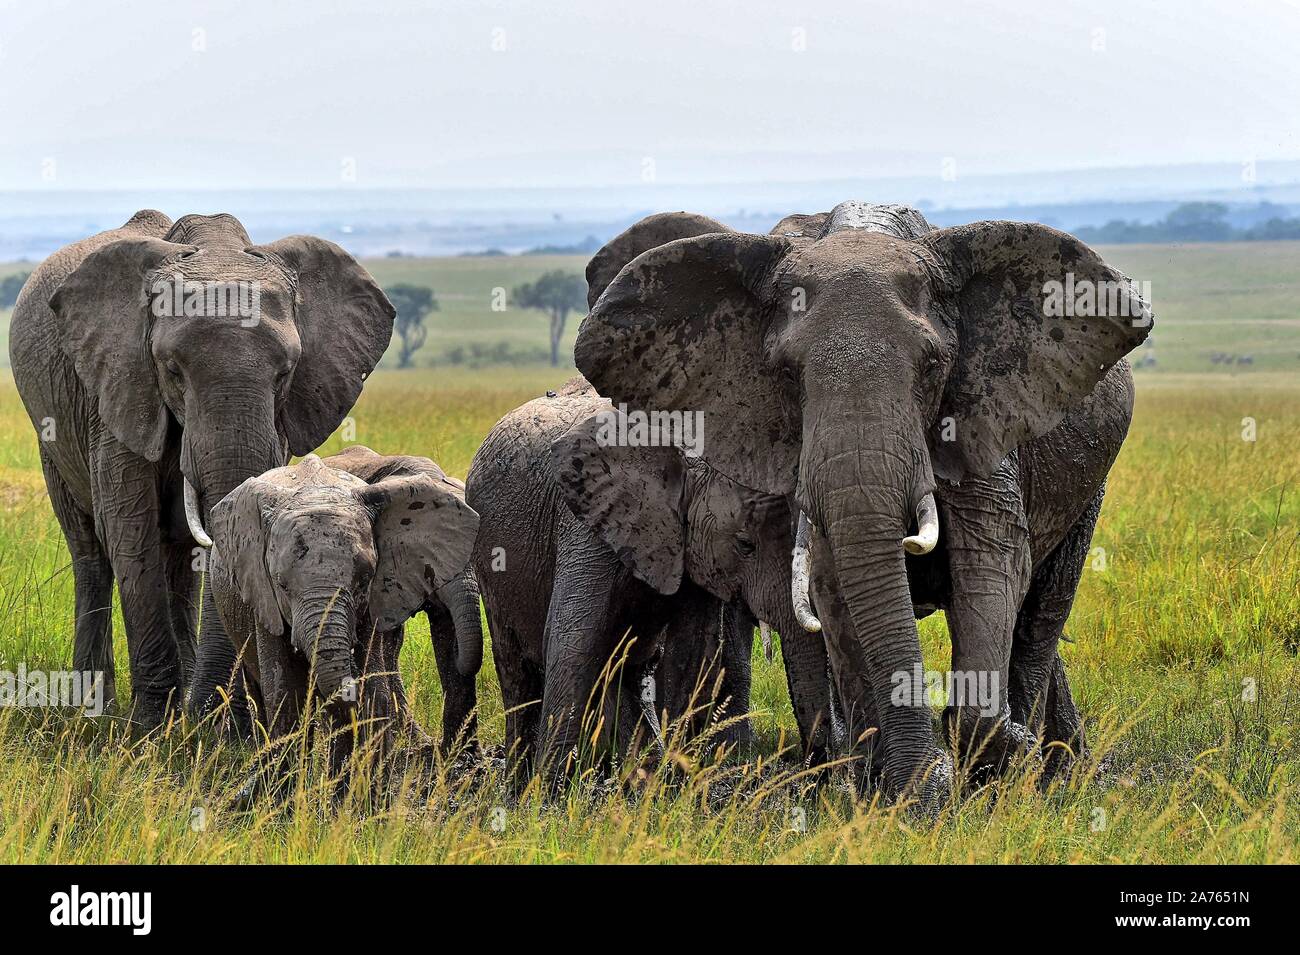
[[3, 0, 1298, 191]]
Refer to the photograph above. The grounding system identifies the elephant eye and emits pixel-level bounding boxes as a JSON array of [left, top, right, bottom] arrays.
[[735, 535, 756, 558], [165, 360, 183, 381]]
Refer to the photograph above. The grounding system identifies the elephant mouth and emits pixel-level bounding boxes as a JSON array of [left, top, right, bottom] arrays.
[[790, 492, 940, 633]]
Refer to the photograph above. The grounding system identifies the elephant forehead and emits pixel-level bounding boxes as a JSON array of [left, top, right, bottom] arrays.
[[151, 248, 287, 285], [794, 230, 933, 280]]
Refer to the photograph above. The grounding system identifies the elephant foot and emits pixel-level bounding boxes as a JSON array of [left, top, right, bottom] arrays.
[[888, 748, 953, 818], [127, 686, 184, 734], [943, 706, 1037, 785]]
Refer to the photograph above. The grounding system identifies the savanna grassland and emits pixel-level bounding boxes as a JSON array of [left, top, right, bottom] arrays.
[[0, 242, 1296, 863]]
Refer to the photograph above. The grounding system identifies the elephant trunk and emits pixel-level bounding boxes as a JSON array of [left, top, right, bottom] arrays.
[[804, 406, 948, 805], [436, 570, 483, 678], [291, 588, 358, 705]]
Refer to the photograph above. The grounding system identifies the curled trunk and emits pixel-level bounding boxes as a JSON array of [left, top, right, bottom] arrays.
[[436, 570, 483, 678]]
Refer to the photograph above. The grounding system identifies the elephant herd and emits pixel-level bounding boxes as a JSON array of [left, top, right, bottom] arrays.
[[10, 201, 1153, 809]]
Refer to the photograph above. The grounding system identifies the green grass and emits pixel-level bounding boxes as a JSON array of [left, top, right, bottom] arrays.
[[0, 243, 1297, 862]]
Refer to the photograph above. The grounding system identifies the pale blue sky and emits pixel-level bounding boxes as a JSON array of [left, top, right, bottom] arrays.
[[2, 0, 1297, 189]]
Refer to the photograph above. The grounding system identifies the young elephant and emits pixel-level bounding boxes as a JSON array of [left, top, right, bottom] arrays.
[[209, 451, 480, 793], [466, 377, 833, 785]]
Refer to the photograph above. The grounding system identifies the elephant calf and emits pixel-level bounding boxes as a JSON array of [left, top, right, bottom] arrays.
[[466, 377, 834, 786], [208, 449, 481, 795]]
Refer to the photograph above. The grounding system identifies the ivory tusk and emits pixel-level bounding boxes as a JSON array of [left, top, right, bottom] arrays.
[[791, 511, 822, 633], [902, 492, 939, 556], [183, 478, 213, 549]]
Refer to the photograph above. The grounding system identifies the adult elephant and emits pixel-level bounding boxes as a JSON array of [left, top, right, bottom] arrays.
[[466, 377, 833, 784], [9, 210, 394, 728], [576, 201, 1152, 807]]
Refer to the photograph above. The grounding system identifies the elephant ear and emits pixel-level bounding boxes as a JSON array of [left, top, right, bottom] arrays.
[[924, 221, 1154, 481], [574, 231, 796, 495], [585, 212, 734, 308], [550, 412, 688, 595], [48, 237, 193, 461], [212, 476, 285, 637], [361, 473, 480, 631], [252, 236, 396, 456]]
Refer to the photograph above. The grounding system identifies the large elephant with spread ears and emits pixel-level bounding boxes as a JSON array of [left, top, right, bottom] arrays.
[[9, 210, 394, 728], [576, 202, 1152, 806]]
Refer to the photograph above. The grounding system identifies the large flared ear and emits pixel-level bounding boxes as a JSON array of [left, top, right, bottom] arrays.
[[574, 231, 797, 495], [924, 221, 1154, 481], [585, 212, 735, 308], [550, 412, 688, 595], [362, 473, 480, 631], [48, 237, 193, 461], [252, 237, 396, 456], [212, 476, 285, 636]]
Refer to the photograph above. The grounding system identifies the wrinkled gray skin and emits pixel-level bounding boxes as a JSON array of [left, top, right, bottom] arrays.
[[9, 211, 394, 728], [208, 451, 480, 794], [466, 377, 832, 785], [576, 202, 1153, 808]]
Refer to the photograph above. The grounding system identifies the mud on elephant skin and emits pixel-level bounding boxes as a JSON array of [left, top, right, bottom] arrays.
[[466, 376, 835, 789], [208, 451, 480, 800], [576, 201, 1153, 808], [9, 210, 394, 729]]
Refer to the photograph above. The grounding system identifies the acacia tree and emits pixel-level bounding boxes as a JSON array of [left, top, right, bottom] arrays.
[[384, 283, 438, 369], [512, 270, 587, 367], [0, 272, 31, 309]]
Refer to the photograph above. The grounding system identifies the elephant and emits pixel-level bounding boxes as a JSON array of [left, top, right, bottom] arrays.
[[574, 201, 1153, 807], [208, 450, 480, 795], [465, 376, 835, 785], [9, 210, 394, 728]]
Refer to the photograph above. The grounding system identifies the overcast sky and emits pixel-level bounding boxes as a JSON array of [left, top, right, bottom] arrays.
[[2, 0, 1298, 190]]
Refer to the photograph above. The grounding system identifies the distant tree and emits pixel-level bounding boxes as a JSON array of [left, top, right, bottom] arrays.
[[1162, 202, 1232, 241], [512, 270, 588, 367], [0, 271, 32, 309], [384, 283, 438, 369]]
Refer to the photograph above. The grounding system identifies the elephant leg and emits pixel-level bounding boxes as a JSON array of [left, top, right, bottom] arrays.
[[41, 450, 116, 712], [1010, 487, 1102, 774], [93, 441, 182, 729], [536, 556, 627, 788], [427, 602, 479, 759], [654, 593, 720, 743], [775, 609, 834, 768], [487, 609, 543, 781], [613, 654, 665, 779], [938, 460, 1034, 777], [232, 629, 308, 810], [187, 589, 254, 739], [654, 588, 750, 752], [715, 601, 755, 756], [163, 537, 199, 688]]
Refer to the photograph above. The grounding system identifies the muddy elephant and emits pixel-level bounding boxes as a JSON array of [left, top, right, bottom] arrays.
[[9, 210, 394, 727], [466, 377, 834, 785], [208, 450, 480, 794], [576, 201, 1153, 806]]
